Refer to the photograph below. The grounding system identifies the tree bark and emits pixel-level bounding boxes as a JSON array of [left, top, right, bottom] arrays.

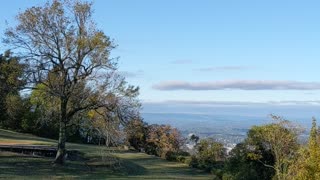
[[54, 99, 68, 164]]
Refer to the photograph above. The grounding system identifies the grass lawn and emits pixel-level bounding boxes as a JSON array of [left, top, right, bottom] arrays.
[[0, 129, 212, 179]]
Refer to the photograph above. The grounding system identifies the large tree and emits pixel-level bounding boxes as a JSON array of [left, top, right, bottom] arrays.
[[4, 0, 139, 164]]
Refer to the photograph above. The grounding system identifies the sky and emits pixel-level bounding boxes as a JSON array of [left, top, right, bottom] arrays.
[[1, 0, 320, 114]]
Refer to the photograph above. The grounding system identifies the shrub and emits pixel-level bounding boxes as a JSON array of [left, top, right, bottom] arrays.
[[145, 124, 185, 158], [165, 151, 190, 163], [190, 138, 226, 171]]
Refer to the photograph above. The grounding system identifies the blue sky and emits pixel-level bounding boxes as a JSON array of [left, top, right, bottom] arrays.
[[1, 0, 320, 111]]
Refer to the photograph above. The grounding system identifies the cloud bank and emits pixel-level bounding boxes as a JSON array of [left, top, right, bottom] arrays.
[[144, 100, 320, 106], [153, 80, 320, 91]]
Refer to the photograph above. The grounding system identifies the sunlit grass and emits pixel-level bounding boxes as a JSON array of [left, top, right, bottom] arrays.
[[0, 138, 54, 145]]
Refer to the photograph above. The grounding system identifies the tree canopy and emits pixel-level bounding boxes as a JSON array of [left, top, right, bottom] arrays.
[[0, 51, 26, 129]]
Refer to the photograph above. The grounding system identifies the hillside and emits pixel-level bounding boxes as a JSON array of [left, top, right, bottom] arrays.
[[0, 129, 211, 179]]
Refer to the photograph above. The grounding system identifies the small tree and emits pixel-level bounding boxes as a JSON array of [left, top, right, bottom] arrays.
[[4, 0, 139, 164], [191, 138, 226, 171], [125, 119, 148, 150], [145, 124, 184, 158], [197, 138, 225, 162]]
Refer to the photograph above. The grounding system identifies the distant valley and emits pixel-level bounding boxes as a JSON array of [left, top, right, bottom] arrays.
[[142, 112, 316, 149]]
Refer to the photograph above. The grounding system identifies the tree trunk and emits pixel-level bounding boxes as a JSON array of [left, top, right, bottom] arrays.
[[54, 120, 67, 164], [54, 99, 68, 164]]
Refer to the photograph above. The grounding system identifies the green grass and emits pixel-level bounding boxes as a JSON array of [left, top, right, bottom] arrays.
[[0, 129, 212, 179]]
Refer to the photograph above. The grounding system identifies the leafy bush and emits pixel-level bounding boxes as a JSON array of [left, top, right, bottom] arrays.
[[145, 124, 185, 158], [125, 119, 148, 150], [190, 138, 226, 172], [165, 151, 190, 163]]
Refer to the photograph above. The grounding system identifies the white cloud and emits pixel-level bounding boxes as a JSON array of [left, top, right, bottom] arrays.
[[143, 100, 320, 106], [153, 80, 320, 90]]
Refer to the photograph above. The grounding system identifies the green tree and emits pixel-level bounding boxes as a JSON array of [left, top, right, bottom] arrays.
[[0, 51, 26, 129], [223, 116, 301, 180], [288, 118, 320, 180], [5, 0, 139, 164], [223, 142, 275, 180], [191, 138, 226, 171], [245, 116, 301, 180], [125, 119, 148, 150]]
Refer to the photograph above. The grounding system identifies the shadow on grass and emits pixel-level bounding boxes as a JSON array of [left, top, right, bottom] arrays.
[[0, 155, 83, 178], [116, 152, 209, 177], [0, 129, 210, 179], [119, 159, 147, 175], [0, 151, 147, 178]]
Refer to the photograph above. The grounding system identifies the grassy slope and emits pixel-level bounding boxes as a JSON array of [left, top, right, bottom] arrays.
[[0, 129, 212, 179]]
